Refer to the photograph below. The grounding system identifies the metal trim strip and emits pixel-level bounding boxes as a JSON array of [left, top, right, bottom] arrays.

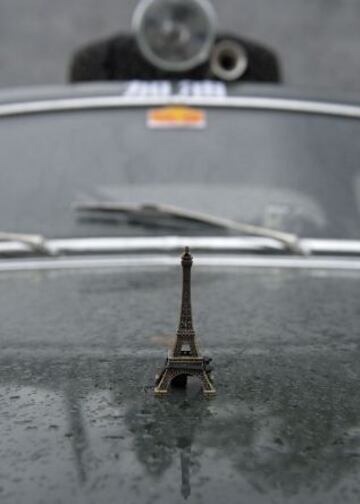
[[2, 236, 360, 256], [0, 95, 360, 119], [2, 236, 360, 255], [2, 254, 360, 272]]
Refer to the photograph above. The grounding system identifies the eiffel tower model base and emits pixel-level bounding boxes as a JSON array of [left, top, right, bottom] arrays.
[[154, 354, 216, 397]]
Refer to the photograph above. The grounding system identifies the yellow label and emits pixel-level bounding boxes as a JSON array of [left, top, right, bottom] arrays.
[[147, 107, 206, 129]]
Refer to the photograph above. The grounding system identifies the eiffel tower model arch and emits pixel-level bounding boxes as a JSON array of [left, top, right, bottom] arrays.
[[154, 247, 216, 396]]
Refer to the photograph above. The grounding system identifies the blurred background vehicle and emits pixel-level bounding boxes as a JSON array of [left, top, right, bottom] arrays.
[[69, 0, 281, 83], [0, 0, 359, 91]]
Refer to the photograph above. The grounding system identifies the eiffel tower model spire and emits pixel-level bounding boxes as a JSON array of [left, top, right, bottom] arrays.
[[154, 247, 216, 396], [173, 246, 199, 358]]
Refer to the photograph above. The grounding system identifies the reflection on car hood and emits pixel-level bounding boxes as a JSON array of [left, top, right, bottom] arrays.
[[0, 266, 359, 503]]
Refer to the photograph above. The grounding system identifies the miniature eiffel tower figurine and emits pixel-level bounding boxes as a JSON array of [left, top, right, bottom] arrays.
[[154, 247, 216, 396]]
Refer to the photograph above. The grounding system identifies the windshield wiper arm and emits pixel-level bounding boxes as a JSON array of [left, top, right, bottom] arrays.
[[74, 201, 307, 255], [0, 232, 55, 256]]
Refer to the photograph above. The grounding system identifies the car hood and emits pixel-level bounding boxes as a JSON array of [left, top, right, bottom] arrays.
[[1, 264, 360, 503]]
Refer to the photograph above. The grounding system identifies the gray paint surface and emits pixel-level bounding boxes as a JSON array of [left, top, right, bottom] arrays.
[[0, 0, 360, 92], [1, 264, 360, 503]]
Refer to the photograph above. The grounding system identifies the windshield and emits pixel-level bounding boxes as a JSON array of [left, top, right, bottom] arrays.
[[1, 104, 360, 240]]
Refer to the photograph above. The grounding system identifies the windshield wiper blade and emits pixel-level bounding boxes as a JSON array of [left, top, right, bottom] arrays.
[[0, 232, 55, 256], [74, 202, 307, 255]]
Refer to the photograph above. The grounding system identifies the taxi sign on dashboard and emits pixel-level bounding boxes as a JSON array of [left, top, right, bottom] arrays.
[[147, 106, 206, 129]]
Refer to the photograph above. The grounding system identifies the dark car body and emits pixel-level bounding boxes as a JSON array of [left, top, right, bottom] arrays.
[[1, 82, 360, 503]]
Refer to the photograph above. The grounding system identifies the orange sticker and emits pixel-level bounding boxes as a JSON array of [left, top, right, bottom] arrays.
[[147, 106, 206, 129]]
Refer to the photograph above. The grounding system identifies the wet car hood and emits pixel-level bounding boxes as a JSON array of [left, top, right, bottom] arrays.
[[1, 264, 360, 503]]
